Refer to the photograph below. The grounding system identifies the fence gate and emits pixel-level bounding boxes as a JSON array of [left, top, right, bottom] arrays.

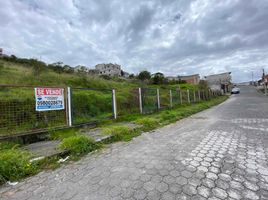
[[0, 85, 68, 138]]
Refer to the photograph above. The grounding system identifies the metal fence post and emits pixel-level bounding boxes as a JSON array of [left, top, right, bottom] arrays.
[[138, 88, 143, 114], [157, 88, 160, 109], [169, 90, 173, 108], [67, 87, 72, 127], [112, 89, 117, 119], [187, 90, 190, 104]]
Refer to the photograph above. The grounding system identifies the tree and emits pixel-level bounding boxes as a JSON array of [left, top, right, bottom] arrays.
[[151, 72, 167, 84], [137, 70, 151, 81], [129, 74, 135, 79], [48, 62, 64, 74]]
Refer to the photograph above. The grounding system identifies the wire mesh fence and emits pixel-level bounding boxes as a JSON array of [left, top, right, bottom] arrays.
[[0, 84, 222, 137], [141, 88, 158, 114], [116, 88, 139, 116], [180, 90, 190, 104], [71, 88, 113, 125], [159, 89, 170, 109], [0, 85, 67, 137], [171, 89, 182, 106]]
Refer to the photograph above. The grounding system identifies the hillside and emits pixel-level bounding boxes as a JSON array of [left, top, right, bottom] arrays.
[[0, 59, 198, 90], [0, 59, 203, 136]]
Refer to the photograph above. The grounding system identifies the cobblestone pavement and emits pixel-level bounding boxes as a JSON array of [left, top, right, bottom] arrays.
[[1, 86, 268, 200]]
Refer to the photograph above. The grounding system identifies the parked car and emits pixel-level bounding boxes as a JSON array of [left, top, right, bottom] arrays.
[[231, 87, 240, 94]]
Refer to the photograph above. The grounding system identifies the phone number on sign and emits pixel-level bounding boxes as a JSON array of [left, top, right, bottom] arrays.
[[37, 100, 63, 106]]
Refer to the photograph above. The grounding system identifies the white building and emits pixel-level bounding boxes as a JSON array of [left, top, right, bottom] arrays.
[[204, 72, 232, 93], [95, 63, 122, 76]]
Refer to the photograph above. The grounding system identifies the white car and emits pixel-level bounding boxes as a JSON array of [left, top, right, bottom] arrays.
[[231, 87, 240, 94]]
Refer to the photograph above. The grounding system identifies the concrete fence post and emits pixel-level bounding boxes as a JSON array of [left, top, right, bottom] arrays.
[[157, 88, 160, 109], [187, 90, 190, 104], [198, 90, 201, 102], [112, 89, 117, 119], [193, 90, 196, 102], [138, 88, 143, 114], [169, 90, 173, 108], [67, 87, 72, 127]]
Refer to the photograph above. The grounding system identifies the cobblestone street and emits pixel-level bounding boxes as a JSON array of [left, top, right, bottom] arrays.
[[1, 86, 268, 200]]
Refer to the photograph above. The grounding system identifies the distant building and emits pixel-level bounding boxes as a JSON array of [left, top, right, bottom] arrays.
[[178, 74, 200, 85], [167, 74, 200, 85], [204, 72, 232, 93], [95, 63, 122, 76]]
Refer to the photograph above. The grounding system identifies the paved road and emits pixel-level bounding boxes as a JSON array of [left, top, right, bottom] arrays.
[[1, 86, 268, 200]]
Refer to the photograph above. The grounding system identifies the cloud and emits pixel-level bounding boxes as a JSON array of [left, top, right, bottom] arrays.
[[0, 0, 268, 82]]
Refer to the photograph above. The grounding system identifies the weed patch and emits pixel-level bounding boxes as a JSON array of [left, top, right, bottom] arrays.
[[59, 135, 100, 155], [103, 125, 135, 141], [135, 118, 159, 130], [49, 128, 79, 140], [0, 149, 37, 183]]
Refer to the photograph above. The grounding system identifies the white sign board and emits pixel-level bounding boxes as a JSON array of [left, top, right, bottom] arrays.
[[35, 87, 65, 111]]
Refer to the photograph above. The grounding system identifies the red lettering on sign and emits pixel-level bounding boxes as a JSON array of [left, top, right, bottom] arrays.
[[36, 88, 63, 95]]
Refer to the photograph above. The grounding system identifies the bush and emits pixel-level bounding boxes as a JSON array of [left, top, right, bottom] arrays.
[[135, 118, 158, 129], [103, 125, 134, 141], [59, 135, 99, 155], [0, 149, 36, 183]]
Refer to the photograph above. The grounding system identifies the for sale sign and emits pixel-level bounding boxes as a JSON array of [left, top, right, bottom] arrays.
[[35, 87, 65, 111]]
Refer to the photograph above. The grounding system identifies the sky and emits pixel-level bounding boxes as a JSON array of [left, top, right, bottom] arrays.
[[1, 0, 268, 82]]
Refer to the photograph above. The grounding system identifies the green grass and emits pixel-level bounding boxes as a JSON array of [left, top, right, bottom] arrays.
[[0, 149, 37, 183], [103, 125, 136, 142], [49, 128, 80, 140], [59, 135, 101, 155]]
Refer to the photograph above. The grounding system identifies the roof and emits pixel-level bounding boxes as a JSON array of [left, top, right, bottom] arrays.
[[204, 72, 231, 78], [178, 74, 200, 78]]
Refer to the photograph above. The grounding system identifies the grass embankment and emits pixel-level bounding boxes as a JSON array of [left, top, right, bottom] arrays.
[[0, 95, 228, 185]]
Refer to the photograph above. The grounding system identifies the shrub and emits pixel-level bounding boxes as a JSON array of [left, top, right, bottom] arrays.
[[135, 118, 158, 129], [103, 125, 134, 141], [0, 149, 36, 183], [59, 135, 99, 155]]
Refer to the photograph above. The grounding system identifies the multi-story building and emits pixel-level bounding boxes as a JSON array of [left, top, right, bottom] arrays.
[[204, 72, 232, 93], [95, 63, 122, 76]]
